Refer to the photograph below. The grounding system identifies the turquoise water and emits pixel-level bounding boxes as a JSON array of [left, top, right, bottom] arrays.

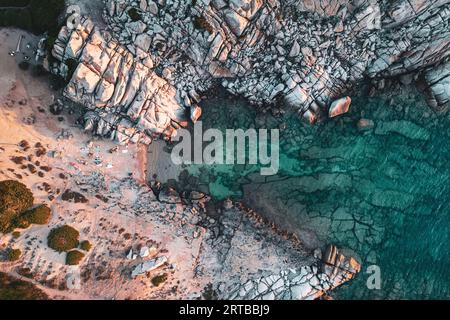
[[179, 88, 450, 299]]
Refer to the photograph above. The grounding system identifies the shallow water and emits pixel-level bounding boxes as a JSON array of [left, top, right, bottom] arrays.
[[180, 88, 450, 299]]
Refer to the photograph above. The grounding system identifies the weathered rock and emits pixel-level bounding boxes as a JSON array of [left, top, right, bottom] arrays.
[[131, 256, 168, 277], [329, 97, 352, 118], [52, 17, 190, 145], [126, 248, 134, 260], [225, 244, 360, 300], [139, 246, 150, 258], [190, 105, 202, 123]]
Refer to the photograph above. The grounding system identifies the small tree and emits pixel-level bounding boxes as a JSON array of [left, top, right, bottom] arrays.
[[47, 225, 79, 252], [66, 250, 85, 265], [7, 248, 21, 262], [151, 274, 168, 287], [79, 240, 92, 252], [0, 180, 34, 233], [22, 205, 51, 225]]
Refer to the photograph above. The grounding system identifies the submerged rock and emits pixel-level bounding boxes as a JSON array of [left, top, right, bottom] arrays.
[[357, 118, 375, 131], [375, 120, 431, 141]]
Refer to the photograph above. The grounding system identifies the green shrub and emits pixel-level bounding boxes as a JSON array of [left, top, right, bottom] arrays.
[[79, 240, 92, 252], [0, 180, 34, 215], [66, 250, 84, 265], [0, 180, 34, 233], [47, 225, 79, 252], [22, 205, 51, 225], [0, 272, 48, 300], [0, 209, 18, 234], [7, 248, 21, 262], [151, 274, 168, 287]]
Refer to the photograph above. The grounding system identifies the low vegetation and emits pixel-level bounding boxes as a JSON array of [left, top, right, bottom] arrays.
[[7, 248, 21, 262], [47, 225, 80, 252], [61, 189, 88, 203], [66, 250, 85, 265], [202, 283, 218, 300], [0, 180, 34, 233], [79, 240, 92, 252], [22, 204, 51, 225], [0, 272, 48, 300], [0, 180, 52, 233], [151, 274, 168, 287]]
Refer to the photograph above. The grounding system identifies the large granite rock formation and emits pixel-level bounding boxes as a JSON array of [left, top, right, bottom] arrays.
[[52, 0, 450, 143], [52, 17, 192, 144]]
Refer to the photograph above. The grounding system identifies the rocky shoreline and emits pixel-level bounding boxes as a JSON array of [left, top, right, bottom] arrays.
[[170, 83, 450, 299], [2, 0, 448, 300], [0, 27, 359, 298], [51, 0, 449, 145]]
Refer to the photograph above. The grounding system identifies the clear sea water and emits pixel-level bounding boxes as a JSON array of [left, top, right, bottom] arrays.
[[179, 88, 449, 299]]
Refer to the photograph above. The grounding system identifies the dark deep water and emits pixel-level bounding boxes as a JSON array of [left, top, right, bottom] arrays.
[[180, 87, 450, 299]]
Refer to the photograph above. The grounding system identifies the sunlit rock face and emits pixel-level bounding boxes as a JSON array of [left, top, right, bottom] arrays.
[[52, 17, 194, 145], [224, 244, 360, 300], [53, 0, 450, 143]]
